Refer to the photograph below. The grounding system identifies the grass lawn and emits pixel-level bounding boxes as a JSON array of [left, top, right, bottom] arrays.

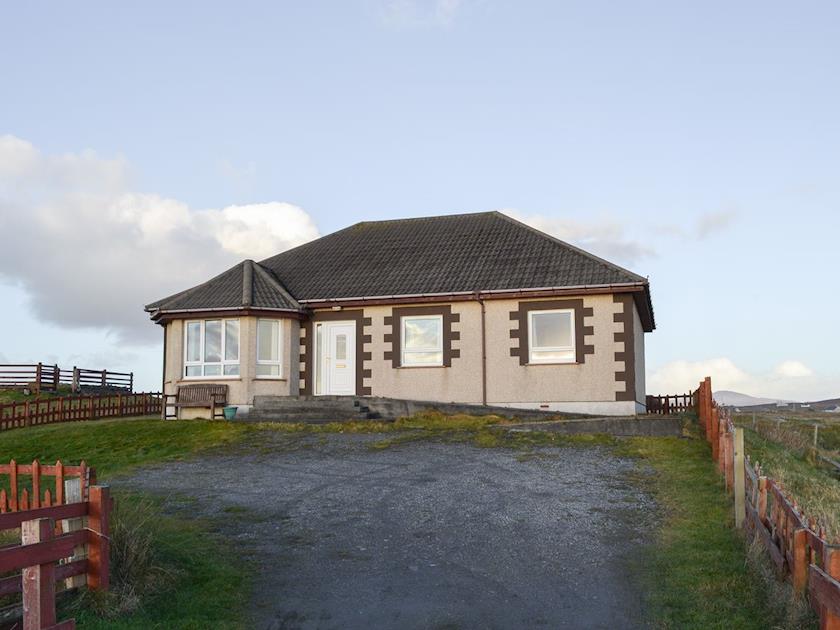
[[0, 413, 802, 628], [732, 416, 840, 539], [617, 431, 796, 629], [0, 417, 251, 629]]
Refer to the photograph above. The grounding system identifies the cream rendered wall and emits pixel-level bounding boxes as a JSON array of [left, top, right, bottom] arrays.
[[364, 302, 484, 404], [632, 302, 646, 409], [484, 295, 625, 411], [162, 315, 298, 418]]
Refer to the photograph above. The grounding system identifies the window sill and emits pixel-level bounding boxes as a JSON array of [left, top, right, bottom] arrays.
[[525, 361, 580, 366], [255, 377, 287, 381], [397, 365, 446, 369], [179, 377, 242, 382]]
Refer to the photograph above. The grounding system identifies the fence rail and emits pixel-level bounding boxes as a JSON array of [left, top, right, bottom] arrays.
[[0, 363, 134, 395], [0, 392, 162, 432], [645, 392, 696, 414], [0, 482, 110, 629], [690, 377, 840, 628]]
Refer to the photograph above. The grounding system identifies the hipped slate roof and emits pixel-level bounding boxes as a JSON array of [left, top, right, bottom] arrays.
[[146, 259, 301, 313], [146, 211, 655, 329]]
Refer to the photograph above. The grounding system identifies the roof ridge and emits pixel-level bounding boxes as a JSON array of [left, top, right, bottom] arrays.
[[252, 262, 302, 309], [352, 210, 496, 227], [242, 259, 254, 308], [492, 212, 648, 284]]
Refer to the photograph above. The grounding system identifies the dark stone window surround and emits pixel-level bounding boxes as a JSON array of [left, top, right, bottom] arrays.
[[384, 305, 460, 368], [613, 294, 637, 403], [300, 310, 372, 396], [509, 299, 594, 366]]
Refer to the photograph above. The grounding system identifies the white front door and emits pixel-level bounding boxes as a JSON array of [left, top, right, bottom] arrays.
[[318, 321, 356, 395]]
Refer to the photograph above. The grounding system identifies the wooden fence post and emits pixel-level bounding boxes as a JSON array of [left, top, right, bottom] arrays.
[[53, 364, 59, 391], [705, 377, 713, 442], [823, 547, 840, 629], [734, 428, 745, 527], [87, 485, 110, 591], [24, 401, 30, 428], [22, 517, 57, 630], [62, 478, 87, 589], [725, 431, 735, 491], [129, 372, 134, 393], [757, 476, 767, 524], [100, 370, 106, 388], [792, 528, 808, 595], [72, 367, 80, 394], [711, 405, 720, 463], [35, 362, 42, 396]]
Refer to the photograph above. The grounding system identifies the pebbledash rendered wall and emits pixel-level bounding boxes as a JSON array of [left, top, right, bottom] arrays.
[[163, 293, 646, 418], [162, 316, 300, 419], [301, 293, 646, 416]]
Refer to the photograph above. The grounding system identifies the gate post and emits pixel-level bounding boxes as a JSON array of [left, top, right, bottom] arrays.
[[22, 518, 57, 630]]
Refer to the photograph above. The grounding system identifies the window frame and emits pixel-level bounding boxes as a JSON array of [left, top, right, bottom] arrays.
[[401, 314, 444, 367], [527, 308, 576, 365], [255, 318, 284, 379], [183, 318, 240, 379]]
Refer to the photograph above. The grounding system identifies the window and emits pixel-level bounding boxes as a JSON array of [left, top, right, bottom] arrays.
[[401, 315, 443, 366], [528, 309, 575, 364], [256, 319, 282, 377], [184, 319, 240, 377]]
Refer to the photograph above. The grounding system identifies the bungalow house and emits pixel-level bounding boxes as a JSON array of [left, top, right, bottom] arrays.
[[145, 211, 655, 416]]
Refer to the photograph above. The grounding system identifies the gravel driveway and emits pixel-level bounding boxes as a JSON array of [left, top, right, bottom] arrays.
[[122, 432, 656, 629]]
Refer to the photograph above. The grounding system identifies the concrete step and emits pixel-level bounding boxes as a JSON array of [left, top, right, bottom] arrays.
[[241, 410, 382, 423]]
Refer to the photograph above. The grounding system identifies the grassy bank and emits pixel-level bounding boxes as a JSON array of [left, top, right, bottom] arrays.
[[737, 424, 840, 539], [617, 431, 791, 629], [0, 418, 251, 629], [0, 417, 250, 477]]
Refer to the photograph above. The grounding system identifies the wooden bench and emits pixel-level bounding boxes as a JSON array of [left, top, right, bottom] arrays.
[[162, 384, 228, 420]]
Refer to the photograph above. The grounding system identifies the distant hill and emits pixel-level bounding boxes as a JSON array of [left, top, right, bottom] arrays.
[[808, 397, 840, 412], [713, 390, 794, 407], [714, 391, 840, 412]]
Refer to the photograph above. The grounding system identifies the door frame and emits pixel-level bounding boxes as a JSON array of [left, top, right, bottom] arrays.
[[314, 320, 357, 395], [301, 310, 370, 397]]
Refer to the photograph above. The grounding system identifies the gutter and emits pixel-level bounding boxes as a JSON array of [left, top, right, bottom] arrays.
[[297, 282, 649, 305]]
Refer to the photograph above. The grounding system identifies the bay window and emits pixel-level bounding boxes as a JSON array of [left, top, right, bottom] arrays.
[[184, 319, 240, 377], [256, 319, 283, 377]]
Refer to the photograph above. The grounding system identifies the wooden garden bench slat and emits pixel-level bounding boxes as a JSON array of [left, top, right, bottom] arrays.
[[162, 384, 227, 420]]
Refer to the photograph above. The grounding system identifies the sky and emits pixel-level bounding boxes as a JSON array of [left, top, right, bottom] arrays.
[[1, 1, 838, 400]]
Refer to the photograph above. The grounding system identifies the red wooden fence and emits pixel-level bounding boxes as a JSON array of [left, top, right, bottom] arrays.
[[0, 460, 109, 628], [0, 459, 94, 512], [0, 485, 111, 629], [0, 392, 162, 432], [645, 392, 696, 414], [693, 377, 840, 628]]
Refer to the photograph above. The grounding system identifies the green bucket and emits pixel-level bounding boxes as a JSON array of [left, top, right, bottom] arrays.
[[223, 406, 238, 420]]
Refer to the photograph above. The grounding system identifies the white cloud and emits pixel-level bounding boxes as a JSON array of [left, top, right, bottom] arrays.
[[376, 0, 467, 27], [0, 135, 320, 344], [505, 210, 655, 267], [773, 360, 813, 378], [648, 357, 833, 402]]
